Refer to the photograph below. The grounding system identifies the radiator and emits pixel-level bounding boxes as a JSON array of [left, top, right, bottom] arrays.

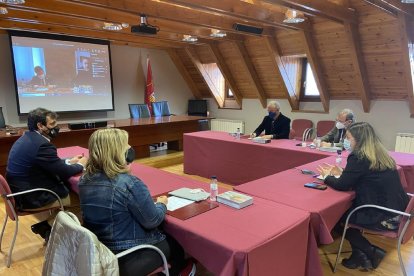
[[395, 133, 414, 153], [211, 119, 245, 134]]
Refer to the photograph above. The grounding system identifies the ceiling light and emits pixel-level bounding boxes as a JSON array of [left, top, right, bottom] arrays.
[[0, 7, 7, 14], [103, 22, 123, 31], [0, 0, 25, 4], [210, 29, 227, 38], [182, 35, 198, 42], [283, 9, 305, 24]]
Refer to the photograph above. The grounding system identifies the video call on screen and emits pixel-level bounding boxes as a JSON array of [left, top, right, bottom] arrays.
[[10, 34, 114, 113]]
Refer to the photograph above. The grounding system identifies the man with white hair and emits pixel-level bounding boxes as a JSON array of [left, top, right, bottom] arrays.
[[250, 101, 291, 139], [320, 108, 355, 147]]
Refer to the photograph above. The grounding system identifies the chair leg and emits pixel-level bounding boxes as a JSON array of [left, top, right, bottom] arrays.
[[333, 226, 349, 273], [397, 240, 407, 276], [0, 215, 8, 252], [6, 217, 18, 268]]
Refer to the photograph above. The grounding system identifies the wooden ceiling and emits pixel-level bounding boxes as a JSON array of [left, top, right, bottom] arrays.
[[0, 0, 414, 115]]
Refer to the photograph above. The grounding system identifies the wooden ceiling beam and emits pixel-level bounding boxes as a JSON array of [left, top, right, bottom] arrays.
[[157, 0, 304, 31], [66, 0, 276, 37], [185, 47, 225, 107], [299, 23, 330, 112], [167, 49, 204, 99], [0, 19, 179, 49], [264, 37, 300, 110], [3, 0, 246, 42], [363, 0, 414, 17], [209, 43, 243, 106], [1, 7, 203, 46], [260, 0, 357, 23], [344, 23, 371, 112], [398, 12, 414, 117], [235, 41, 267, 108]]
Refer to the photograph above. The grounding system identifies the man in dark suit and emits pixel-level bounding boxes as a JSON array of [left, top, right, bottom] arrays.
[[251, 101, 291, 139], [6, 107, 87, 240], [29, 66, 51, 86], [319, 108, 355, 148]]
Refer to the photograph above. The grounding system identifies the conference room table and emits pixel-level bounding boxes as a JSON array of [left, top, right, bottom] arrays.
[[0, 115, 207, 175], [58, 146, 311, 276], [184, 131, 337, 185]]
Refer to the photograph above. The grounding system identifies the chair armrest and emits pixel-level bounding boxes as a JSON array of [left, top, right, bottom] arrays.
[[407, 193, 414, 197], [115, 244, 169, 276], [303, 128, 313, 141], [6, 188, 64, 211]]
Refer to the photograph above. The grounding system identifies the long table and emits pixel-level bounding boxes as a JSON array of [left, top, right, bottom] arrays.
[[0, 115, 206, 175], [58, 147, 311, 276], [184, 131, 335, 185]]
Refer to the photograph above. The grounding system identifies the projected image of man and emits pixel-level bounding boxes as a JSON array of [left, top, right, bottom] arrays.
[[74, 56, 93, 87], [30, 66, 51, 86]]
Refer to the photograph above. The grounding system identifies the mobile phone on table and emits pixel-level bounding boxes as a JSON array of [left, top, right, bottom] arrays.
[[304, 183, 327, 190], [301, 169, 316, 175]]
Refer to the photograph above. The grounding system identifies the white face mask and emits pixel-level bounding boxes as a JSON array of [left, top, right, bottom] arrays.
[[38, 74, 45, 80], [336, 121, 345, 130]]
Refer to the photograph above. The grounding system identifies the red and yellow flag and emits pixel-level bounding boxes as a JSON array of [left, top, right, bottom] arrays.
[[145, 57, 156, 114]]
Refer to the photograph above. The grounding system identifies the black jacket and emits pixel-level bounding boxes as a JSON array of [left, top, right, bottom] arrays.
[[6, 131, 83, 209], [254, 113, 291, 139], [325, 153, 409, 226]]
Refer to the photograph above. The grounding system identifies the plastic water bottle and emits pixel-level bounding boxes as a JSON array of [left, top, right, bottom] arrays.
[[210, 176, 218, 201], [236, 128, 241, 140], [336, 149, 342, 167], [315, 137, 321, 149]]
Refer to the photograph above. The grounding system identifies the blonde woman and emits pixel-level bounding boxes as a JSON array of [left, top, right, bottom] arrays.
[[319, 122, 409, 271], [79, 128, 195, 276]]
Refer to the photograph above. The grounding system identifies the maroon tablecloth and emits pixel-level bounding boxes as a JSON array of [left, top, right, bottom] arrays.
[[184, 131, 332, 185], [58, 146, 311, 276]]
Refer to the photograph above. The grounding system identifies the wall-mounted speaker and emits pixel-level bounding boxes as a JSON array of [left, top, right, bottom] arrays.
[[233, 23, 263, 35]]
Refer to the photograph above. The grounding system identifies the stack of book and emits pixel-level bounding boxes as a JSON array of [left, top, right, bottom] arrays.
[[216, 191, 253, 209]]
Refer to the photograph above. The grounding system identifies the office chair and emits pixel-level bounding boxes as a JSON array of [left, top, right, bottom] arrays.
[[291, 119, 313, 141], [129, 104, 151, 119], [316, 120, 335, 138], [0, 107, 5, 129], [152, 101, 172, 117], [43, 211, 169, 276], [333, 193, 414, 276], [0, 174, 64, 267]]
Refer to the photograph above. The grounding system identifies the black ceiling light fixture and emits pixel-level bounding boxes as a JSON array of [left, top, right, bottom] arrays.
[[131, 14, 160, 35]]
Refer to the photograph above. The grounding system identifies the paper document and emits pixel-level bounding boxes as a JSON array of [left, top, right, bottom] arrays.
[[167, 196, 194, 211]]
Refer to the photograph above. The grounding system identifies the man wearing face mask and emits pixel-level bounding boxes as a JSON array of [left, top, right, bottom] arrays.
[[30, 66, 51, 86], [6, 107, 87, 241], [319, 109, 355, 148], [250, 101, 291, 139]]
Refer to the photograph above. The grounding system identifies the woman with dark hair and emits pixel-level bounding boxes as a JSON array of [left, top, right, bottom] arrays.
[[319, 122, 409, 270]]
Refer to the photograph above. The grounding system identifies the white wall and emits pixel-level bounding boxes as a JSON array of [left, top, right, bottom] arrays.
[[0, 34, 193, 125], [209, 99, 414, 150]]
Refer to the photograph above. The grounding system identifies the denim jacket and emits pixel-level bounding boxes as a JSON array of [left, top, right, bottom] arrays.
[[78, 172, 167, 251]]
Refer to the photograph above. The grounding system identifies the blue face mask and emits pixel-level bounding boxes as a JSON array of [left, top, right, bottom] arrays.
[[268, 112, 277, 118], [343, 138, 352, 152]]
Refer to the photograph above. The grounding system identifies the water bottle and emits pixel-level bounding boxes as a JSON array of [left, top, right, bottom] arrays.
[[210, 176, 218, 201], [335, 149, 342, 167], [236, 128, 241, 140], [315, 137, 321, 149]]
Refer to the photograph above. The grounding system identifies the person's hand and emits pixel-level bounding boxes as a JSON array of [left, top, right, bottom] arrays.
[[317, 164, 332, 178], [69, 154, 84, 164], [262, 135, 273, 139], [250, 133, 257, 138], [320, 141, 331, 147], [156, 196, 168, 205], [330, 165, 343, 177], [77, 156, 88, 167]]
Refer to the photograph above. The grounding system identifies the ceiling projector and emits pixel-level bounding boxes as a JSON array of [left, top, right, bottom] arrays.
[[131, 14, 159, 35]]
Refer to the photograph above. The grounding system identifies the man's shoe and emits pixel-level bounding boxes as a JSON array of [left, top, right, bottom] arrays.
[[31, 220, 51, 241], [369, 245, 386, 269], [179, 259, 197, 276], [342, 249, 373, 270]]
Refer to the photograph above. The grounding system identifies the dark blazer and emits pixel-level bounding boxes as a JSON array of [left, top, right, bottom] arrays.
[[6, 131, 83, 210], [321, 126, 346, 146], [254, 113, 291, 139], [324, 153, 409, 226]]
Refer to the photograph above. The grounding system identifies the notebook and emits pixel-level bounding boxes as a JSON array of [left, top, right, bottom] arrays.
[[168, 187, 210, 202]]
